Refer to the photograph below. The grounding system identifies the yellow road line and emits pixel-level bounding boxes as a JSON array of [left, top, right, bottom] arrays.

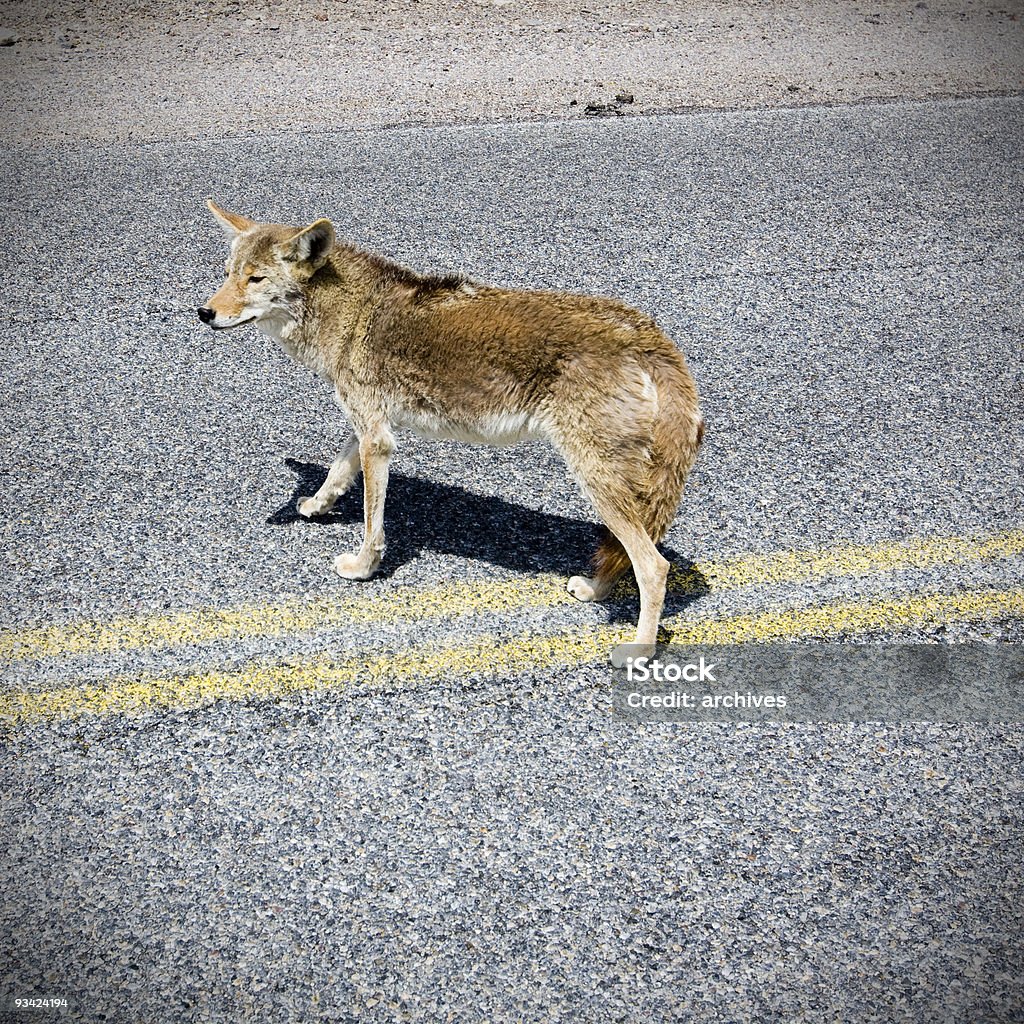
[[667, 527, 1024, 590], [3, 587, 1021, 724], [0, 575, 570, 664], [2, 527, 1023, 665]]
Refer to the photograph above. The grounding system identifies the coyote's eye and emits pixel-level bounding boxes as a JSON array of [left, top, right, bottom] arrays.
[[249, 276, 266, 284]]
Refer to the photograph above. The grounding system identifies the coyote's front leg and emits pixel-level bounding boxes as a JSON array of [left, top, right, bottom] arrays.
[[297, 437, 360, 518], [333, 426, 395, 580]]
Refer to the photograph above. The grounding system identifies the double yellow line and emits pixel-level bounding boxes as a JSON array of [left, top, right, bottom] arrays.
[[3, 527, 1022, 664], [1, 527, 1022, 724], [2, 587, 1021, 723]]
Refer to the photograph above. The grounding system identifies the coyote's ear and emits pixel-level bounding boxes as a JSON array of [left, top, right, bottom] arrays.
[[207, 199, 254, 238], [282, 218, 335, 268]]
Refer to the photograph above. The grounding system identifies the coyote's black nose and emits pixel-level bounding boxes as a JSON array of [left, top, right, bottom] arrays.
[[197, 307, 215, 324]]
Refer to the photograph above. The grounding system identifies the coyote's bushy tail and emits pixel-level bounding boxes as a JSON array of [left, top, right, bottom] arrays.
[[592, 349, 704, 584]]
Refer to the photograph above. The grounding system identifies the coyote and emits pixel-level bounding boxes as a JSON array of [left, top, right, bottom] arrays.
[[199, 201, 703, 659]]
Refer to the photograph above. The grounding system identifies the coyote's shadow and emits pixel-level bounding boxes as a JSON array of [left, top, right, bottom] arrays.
[[269, 458, 708, 622]]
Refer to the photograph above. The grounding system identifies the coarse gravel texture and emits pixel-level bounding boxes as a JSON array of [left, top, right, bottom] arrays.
[[1, 0, 1023, 146], [4, 700, 1024, 1022], [1, 94, 1023, 1022]]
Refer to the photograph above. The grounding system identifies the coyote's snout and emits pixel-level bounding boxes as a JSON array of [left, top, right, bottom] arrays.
[[200, 200, 704, 660]]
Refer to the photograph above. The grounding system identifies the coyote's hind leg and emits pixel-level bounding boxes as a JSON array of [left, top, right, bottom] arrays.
[[552, 398, 669, 662]]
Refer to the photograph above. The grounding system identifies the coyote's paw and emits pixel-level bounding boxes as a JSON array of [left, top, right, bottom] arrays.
[[296, 495, 327, 519], [611, 644, 655, 670], [568, 575, 611, 602], [567, 576, 598, 602], [333, 552, 378, 580]]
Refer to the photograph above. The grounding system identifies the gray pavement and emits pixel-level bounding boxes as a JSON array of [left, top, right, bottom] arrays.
[[1, 97, 1023, 1022]]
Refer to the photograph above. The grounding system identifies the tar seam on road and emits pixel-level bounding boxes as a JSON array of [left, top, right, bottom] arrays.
[[2, 527, 1023, 665], [1, 587, 1022, 726]]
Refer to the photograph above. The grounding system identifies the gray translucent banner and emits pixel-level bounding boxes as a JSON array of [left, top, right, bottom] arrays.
[[610, 644, 1024, 722]]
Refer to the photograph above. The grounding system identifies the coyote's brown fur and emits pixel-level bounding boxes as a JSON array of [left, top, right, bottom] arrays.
[[199, 202, 704, 659]]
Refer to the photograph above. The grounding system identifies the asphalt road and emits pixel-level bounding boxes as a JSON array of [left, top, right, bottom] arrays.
[[1, 97, 1023, 1022]]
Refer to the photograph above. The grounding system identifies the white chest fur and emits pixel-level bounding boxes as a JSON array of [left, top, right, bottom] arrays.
[[257, 314, 331, 379]]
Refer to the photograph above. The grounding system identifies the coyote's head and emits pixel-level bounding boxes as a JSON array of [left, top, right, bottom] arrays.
[[198, 200, 335, 330]]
